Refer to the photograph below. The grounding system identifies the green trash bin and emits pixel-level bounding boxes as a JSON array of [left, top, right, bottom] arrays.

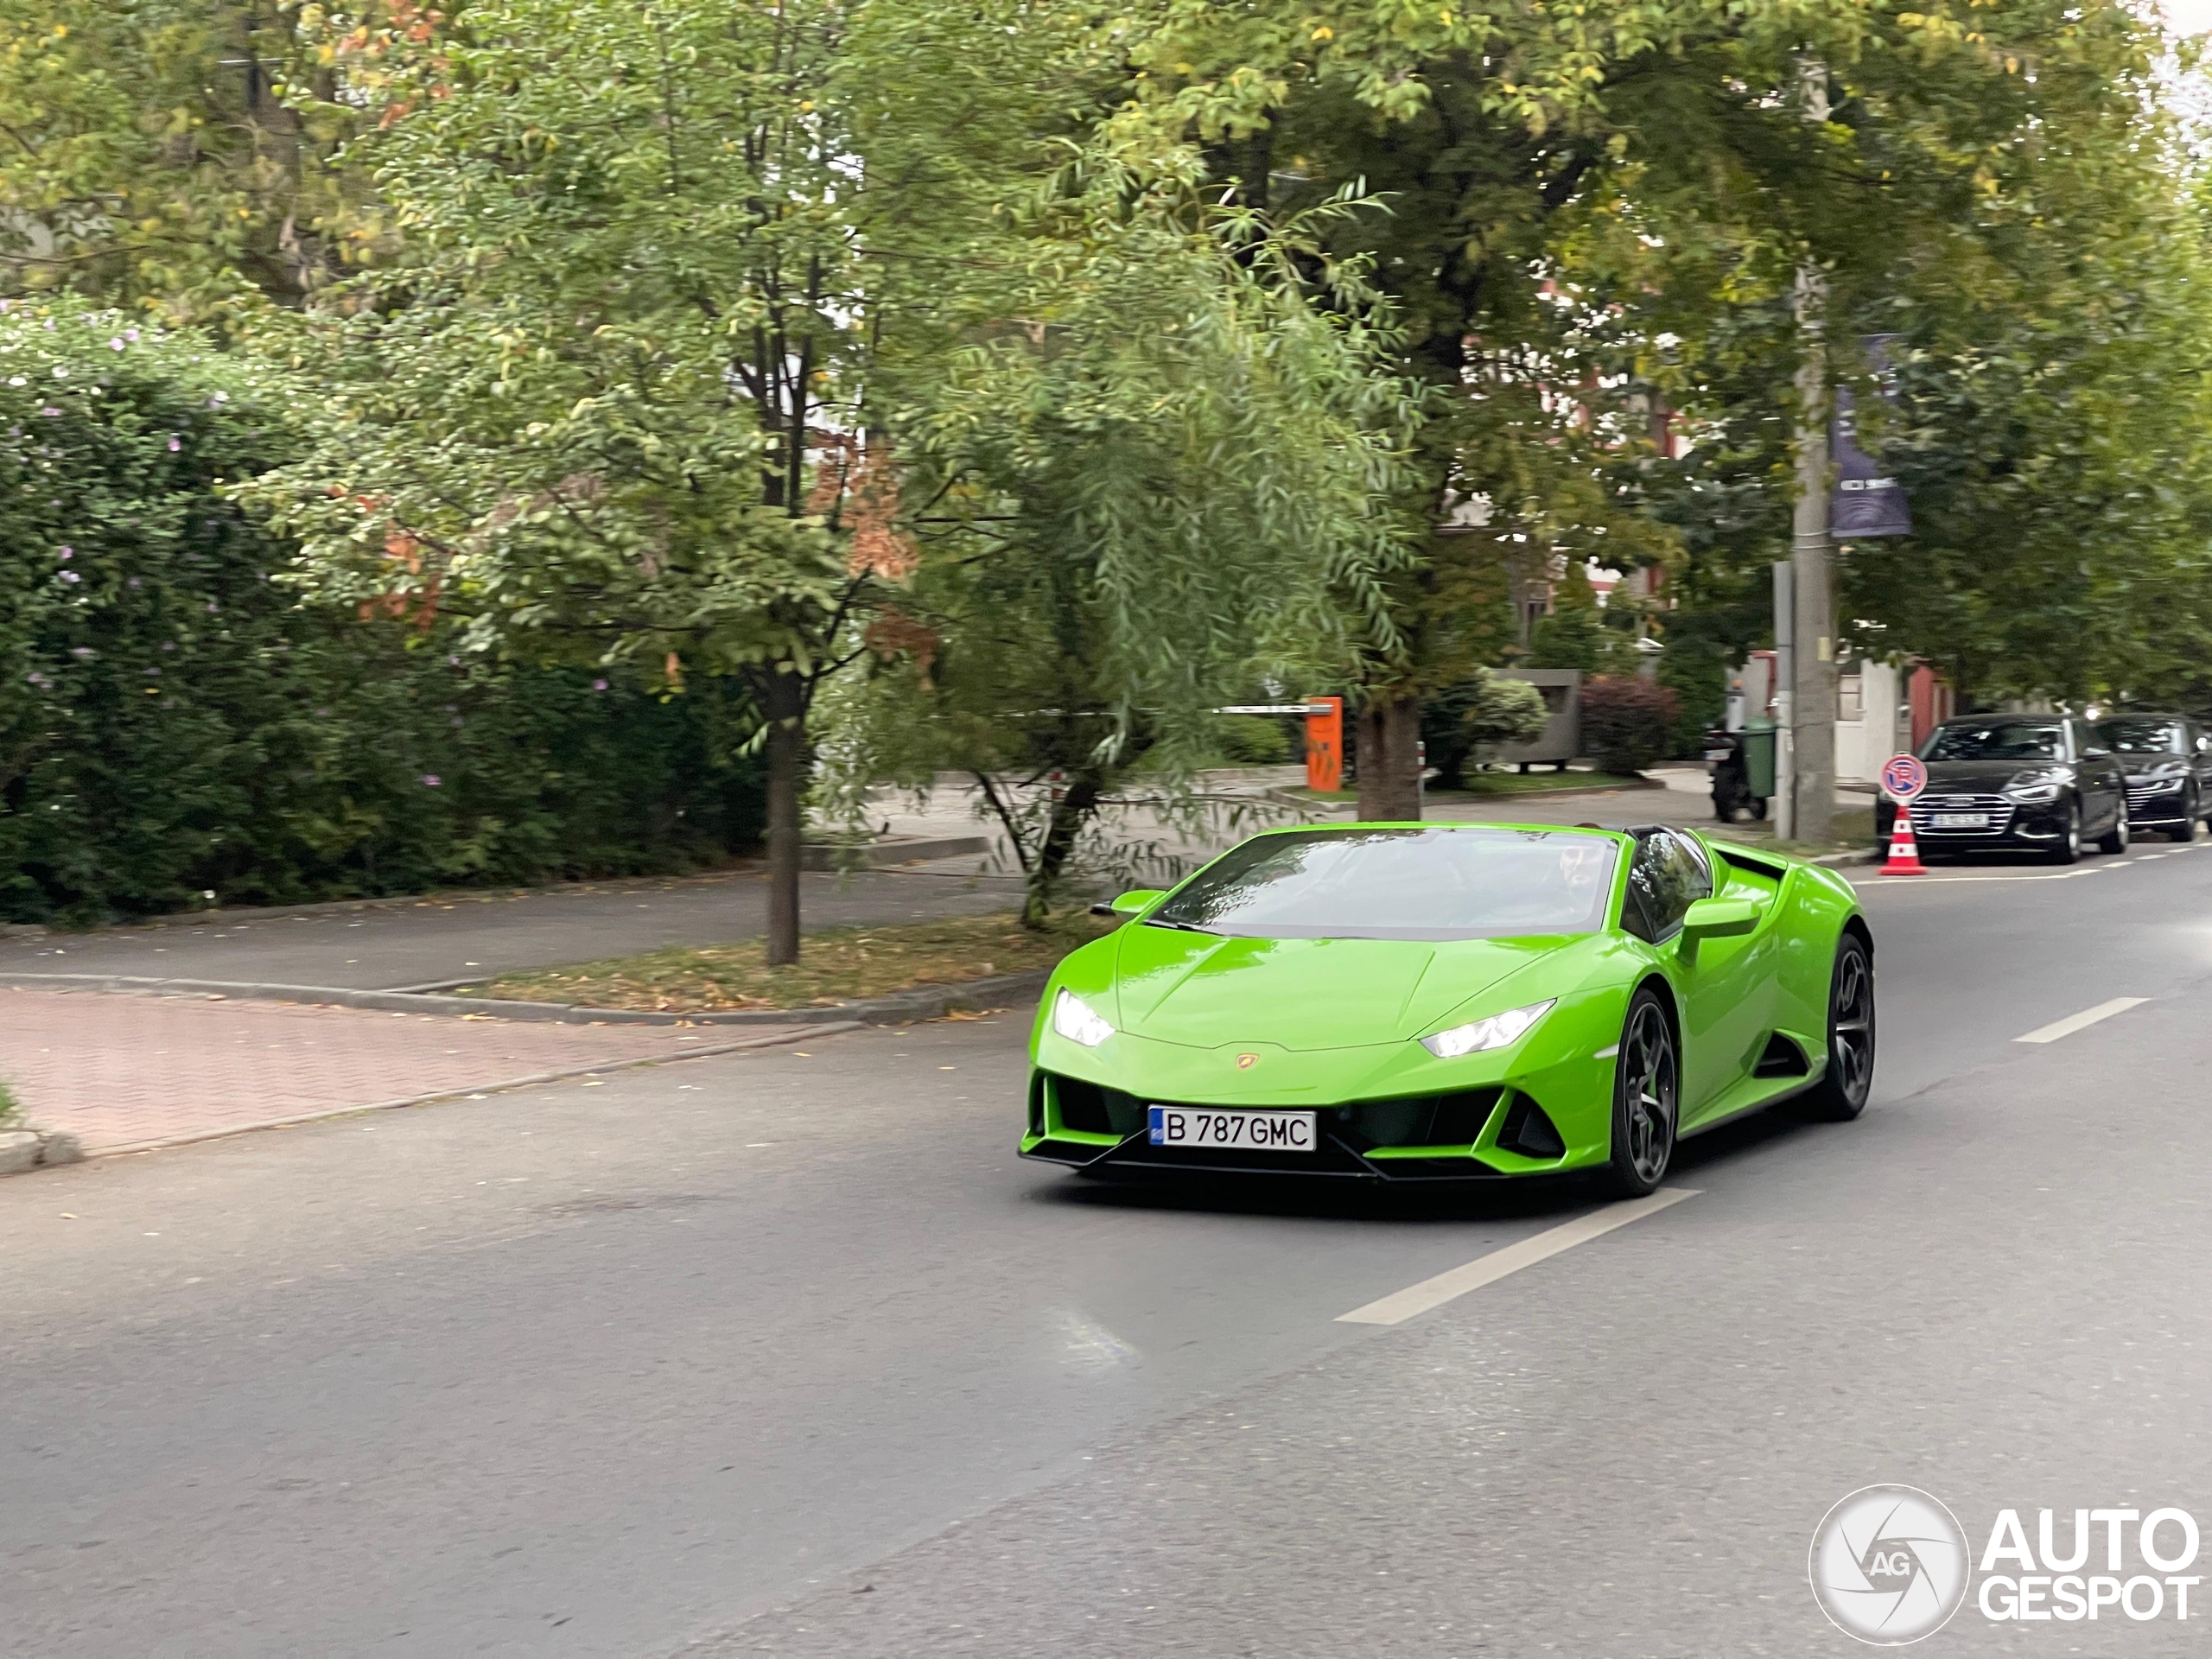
[[1739, 718, 1777, 801]]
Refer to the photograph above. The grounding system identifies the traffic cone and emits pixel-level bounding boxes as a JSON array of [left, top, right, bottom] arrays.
[[1881, 806, 1927, 875]]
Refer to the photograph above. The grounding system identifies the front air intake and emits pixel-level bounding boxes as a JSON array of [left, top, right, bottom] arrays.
[[1494, 1092, 1567, 1160]]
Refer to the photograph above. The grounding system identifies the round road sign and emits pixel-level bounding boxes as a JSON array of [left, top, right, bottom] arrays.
[[1881, 753, 1927, 802]]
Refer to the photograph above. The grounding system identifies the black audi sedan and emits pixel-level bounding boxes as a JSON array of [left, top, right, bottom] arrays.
[[1874, 715, 2128, 863], [2095, 713, 2212, 841]]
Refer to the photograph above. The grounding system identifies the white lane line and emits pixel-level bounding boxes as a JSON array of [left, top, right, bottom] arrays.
[[2014, 997, 2148, 1046], [1336, 1188, 1700, 1326]]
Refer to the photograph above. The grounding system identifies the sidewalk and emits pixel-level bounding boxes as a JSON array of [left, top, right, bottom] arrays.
[[1, 988, 814, 1155]]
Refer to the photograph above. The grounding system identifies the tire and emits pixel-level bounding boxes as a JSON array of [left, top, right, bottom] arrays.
[[2047, 800, 2081, 864], [1793, 931, 1875, 1122], [1601, 988, 1679, 1198], [2177, 789, 2201, 841], [1750, 797, 1768, 822], [2098, 807, 2129, 855]]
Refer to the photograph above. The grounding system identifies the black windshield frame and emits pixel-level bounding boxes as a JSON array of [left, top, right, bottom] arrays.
[[1145, 827, 1622, 943]]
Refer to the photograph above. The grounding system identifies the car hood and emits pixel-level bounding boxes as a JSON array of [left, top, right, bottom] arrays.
[[1923, 759, 2064, 791], [1110, 926, 1574, 1051]]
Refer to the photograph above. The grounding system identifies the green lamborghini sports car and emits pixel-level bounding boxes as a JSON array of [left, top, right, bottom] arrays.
[[1021, 823, 1872, 1195]]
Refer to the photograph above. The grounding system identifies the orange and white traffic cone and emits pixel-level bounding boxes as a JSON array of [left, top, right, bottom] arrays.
[[1881, 807, 1927, 875]]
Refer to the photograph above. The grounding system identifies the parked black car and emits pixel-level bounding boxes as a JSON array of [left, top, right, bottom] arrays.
[[1873, 716, 2128, 863], [2094, 713, 2212, 841]]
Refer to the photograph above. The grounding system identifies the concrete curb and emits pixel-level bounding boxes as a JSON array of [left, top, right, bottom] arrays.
[[4, 1022, 856, 1169], [0, 1125, 84, 1175], [0, 967, 1054, 1027]]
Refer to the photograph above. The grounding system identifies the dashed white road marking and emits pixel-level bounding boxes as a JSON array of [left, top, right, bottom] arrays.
[[1336, 1188, 1700, 1326], [2014, 997, 2149, 1046]]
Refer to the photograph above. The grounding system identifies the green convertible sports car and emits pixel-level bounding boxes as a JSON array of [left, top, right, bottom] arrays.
[[1021, 823, 1872, 1194]]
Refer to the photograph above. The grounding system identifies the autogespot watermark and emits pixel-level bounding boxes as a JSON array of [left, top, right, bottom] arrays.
[[1810, 1486, 2203, 1643]]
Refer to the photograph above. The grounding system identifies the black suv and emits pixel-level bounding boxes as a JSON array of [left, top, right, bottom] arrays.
[[2095, 713, 2212, 842], [1874, 716, 2127, 863]]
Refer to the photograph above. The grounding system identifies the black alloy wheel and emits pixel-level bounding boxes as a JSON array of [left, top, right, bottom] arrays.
[[1795, 932, 1875, 1122], [2049, 800, 2081, 865], [1603, 988, 1678, 1198], [2099, 806, 2130, 855]]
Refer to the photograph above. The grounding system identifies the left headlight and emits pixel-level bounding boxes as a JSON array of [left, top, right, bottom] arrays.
[[2005, 768, 2067, 804], [1420, 999, 1555, 1059], [1052, 988, 1115, 1047]]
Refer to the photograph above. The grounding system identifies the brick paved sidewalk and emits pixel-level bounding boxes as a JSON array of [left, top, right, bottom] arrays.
[[0, 989, 811, 1154]]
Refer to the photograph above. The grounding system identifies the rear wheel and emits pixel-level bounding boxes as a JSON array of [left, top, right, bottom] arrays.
[[1602, 988, 1678, 1198], [2098, 805, 2129, 855], [2047, 800, 2081, 864], [1794, 932, 1875, 1122]]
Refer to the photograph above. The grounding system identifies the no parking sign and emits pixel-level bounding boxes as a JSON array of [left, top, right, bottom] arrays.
[[1882, 753, 1927, 802]]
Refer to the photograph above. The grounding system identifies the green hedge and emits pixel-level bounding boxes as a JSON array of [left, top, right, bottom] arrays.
[[2, 302, 763, 925]]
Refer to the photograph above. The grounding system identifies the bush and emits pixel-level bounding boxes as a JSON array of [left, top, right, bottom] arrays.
[[0, 302, 764, 924], [1217, 714, 1294, 766], [1580, 675, 1681, 775], [1421, 669, 1549, 786]]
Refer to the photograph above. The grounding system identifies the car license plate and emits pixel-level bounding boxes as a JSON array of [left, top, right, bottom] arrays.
[[1703, 748, 1732, 761], [1147, 1106, 1317, 1151], [1930, 811, 1989, 829]]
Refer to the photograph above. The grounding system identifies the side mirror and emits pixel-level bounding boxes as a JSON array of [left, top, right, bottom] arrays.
[[1090, 889, 1165, 919], [1681, 897, 1758, 940]]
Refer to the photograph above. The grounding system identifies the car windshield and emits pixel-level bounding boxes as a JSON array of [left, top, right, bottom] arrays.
[[1147, 828, 1620, 942], [1922, 721, 2064, 761], [2096, 718, 2185, 755]]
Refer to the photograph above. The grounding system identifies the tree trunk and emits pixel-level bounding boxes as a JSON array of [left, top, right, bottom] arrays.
[[1024, 772, 1103, 927], [761, 671, 807, 966], [1355, 693, 1423, 822]]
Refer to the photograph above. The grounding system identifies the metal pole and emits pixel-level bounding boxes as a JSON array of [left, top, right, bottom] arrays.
[[1789, 65, 1836, 845], [1773, 561, 1795, 842]]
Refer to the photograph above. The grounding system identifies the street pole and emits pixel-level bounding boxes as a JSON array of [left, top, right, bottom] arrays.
[[1789, 65, 1836, 846], [1773, 561, 1795, 843]]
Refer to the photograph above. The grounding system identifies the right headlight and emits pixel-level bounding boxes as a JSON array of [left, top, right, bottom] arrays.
[[1051, 988, 1115, 1047], [1420, 1000, 1556, 1059], [2005, 769, 2066, 804]]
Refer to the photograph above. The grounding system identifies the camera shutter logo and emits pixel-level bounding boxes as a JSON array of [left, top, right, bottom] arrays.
[[1809, 1485, 1971, 1645]]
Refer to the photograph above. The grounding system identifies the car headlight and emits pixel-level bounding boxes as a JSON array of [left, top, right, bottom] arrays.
[[1419, 999, 1555, 1059], [2139, 769, 2187, 793], [2004, 770, 2066, 804], [1051, 988, 1115, 1047]]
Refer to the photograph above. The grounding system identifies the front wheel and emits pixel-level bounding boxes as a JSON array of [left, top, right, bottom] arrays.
[[1602, 988, 1678, 1198], [1793, 932, 1875, 1122], [2098, 805, 2129, 855], [2047, 800, 2081, 865]]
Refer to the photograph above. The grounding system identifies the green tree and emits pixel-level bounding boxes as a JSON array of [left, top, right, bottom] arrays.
[[823, 176, 1416, 924], [1097, 0, 2206, 799], [246, 0, 1116, 963], [1526, 560, 1609, 675], [0, 0, 382, 319]]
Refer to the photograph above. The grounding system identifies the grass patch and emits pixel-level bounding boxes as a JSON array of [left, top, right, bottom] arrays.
[[0, 1077, 16, 1125], [462, 910, 1117, 1014]]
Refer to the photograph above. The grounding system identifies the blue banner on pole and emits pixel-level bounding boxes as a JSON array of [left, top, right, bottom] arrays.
[[1831, 334, 1912, 538]]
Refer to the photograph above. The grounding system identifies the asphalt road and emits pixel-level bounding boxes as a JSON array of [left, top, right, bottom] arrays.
[[6, 839, 2212, 1656]]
